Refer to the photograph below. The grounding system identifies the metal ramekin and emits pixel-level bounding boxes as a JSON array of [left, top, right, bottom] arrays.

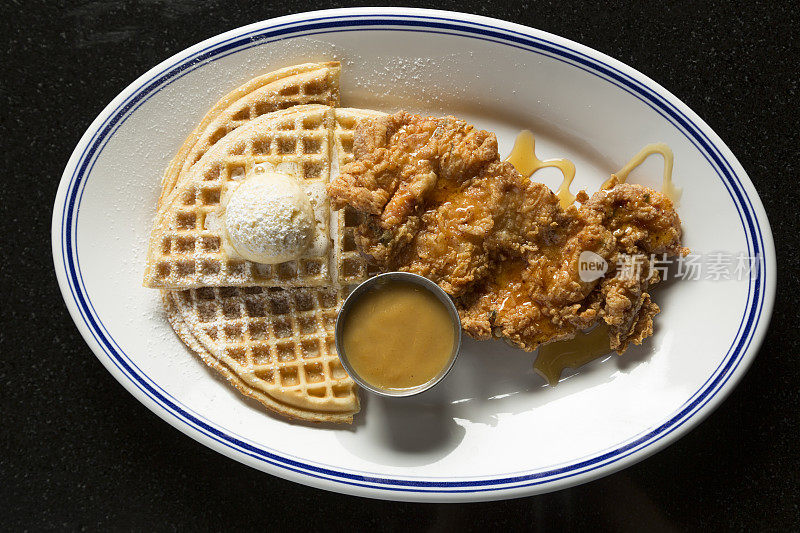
[[334, 272, 462, 397]]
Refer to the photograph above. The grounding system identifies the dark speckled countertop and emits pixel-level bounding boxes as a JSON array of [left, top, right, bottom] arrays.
[[2, 1, 798, 530]]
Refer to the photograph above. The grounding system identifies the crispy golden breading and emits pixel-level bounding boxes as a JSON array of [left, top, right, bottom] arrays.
[[327, 111, 687, 353]]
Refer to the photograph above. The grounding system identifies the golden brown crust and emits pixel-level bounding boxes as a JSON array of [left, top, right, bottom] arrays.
[[583, 183, 688, 257], [595, 254, 661, 353]]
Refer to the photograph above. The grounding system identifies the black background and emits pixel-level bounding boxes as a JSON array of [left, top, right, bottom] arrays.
[[2, 1, 799, 530]]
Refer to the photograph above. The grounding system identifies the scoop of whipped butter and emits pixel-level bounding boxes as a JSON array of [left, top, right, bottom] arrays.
[[220, 170, 316, 264]]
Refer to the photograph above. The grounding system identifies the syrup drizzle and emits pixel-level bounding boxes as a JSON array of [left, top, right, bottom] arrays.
[[505, 130, 577, 208], [602, 142, 682, 205], [534, 326, 612, 386]]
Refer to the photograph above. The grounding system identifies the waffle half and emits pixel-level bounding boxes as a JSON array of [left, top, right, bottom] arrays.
[[159, 62, 340, 208]]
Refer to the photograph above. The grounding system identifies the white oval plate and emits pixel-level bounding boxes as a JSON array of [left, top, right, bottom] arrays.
[[52, 8, 776, 502]]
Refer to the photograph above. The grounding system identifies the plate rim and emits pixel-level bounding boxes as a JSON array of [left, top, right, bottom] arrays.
[[51, 7, 777, 502]]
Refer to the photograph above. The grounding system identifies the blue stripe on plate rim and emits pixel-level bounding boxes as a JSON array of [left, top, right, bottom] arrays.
[[54, 10, 771, 495]]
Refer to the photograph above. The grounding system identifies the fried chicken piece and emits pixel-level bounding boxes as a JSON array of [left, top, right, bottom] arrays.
[[327, 111, 686, 354], [329, 112, 501, 294], [598, 254, 661, 352], [583, 179, 688, 257]]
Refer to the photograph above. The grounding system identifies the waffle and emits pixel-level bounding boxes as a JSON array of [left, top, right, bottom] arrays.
[[165, 286, 359, 423], [151, 103, 388, 423], [159, 62, 340, 208], [144, 104, 335, 289], [331, 108, 387, 285]]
